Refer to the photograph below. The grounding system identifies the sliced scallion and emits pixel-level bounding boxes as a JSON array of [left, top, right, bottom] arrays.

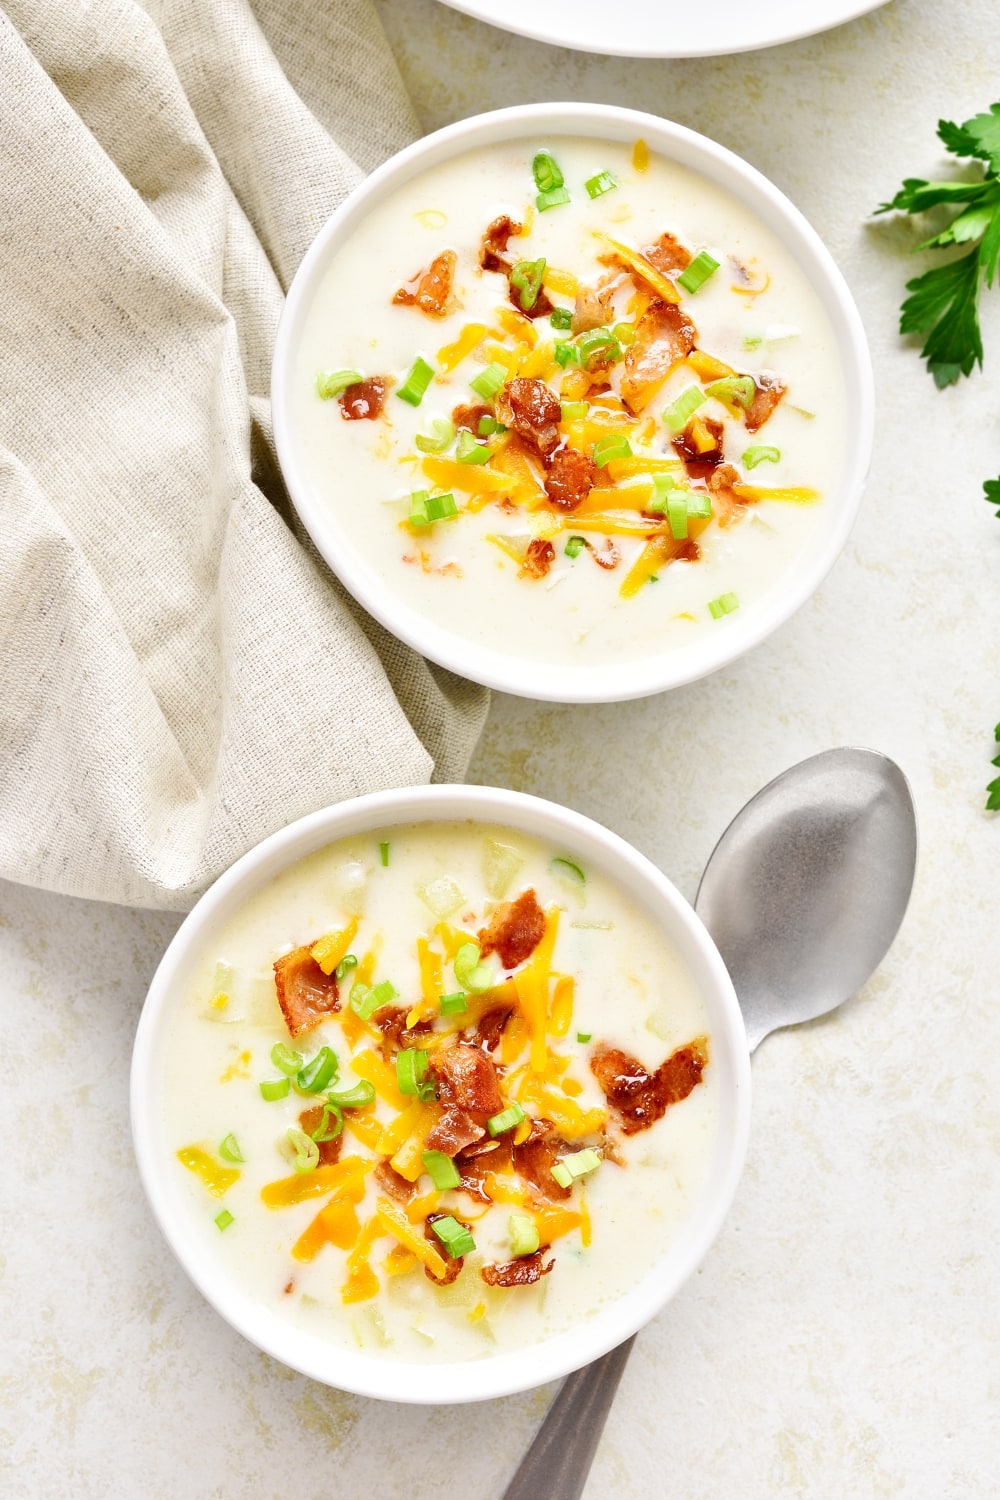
[[316, 369, 362, 400], [422, 1150, 461, 1190], [708, 592, 740, 619], [286, 1126, 320, 1174], [379, 840, 390, 867], [214, 1209, 235, 1231], [395, 1048, 432, 1098], [478, 415, 502, 436], [667, 492, 690, 539], [396, 356, 435, 407], [469, 362, 507, 402], [259, 1077, 291, 1102], [560, 401, 587, 421], [686, 492, 713, 519], [592, 435, 631, 468], [218, 1134, 244, 1164], [553, 340, 580, 368], [453, 941, 495, 993], [270, 1043, 304, 1076], [455, 430, 491, 465], [327, 1080, 376, 1109], [536, 185, 571, 212], [532, 151, 565, 194], [677, 251, 720, 295], [585, 170, 617, 200], [508, 1212, 540, 1256], [414, 418, 456, 454], [430, 1215, 476, 1258], [743, 445, 781, 469], [349, 982, 379, 1020], [551, 855, 585, 884], [549, 306, 573, 330], [309, 1102, 344, 1143], [486, 1102, 526, 1137], [438, 990, 468, 1016], [565, 535, 589, 559], [705, 375, 756, 411], [576, 1031, 592, 1044], [510, 257, 547, 312], [577, 328, 621, 366], [662, 386, 707, 432], [550, 1147, 601, 1188], [296, 1045, 338, 1095], [335, 953, 358, 981]]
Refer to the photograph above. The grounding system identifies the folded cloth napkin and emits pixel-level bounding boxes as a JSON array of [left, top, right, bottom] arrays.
[[0, 0, 490, 911]]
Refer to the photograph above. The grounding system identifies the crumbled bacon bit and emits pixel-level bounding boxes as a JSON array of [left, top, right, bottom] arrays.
[[544, 447, 596, 511], [299, 1105, 342, 1167], [424, 1213, 467, 1285], [374, 1159, 416, 1202], [468, 1004, 515, 1052], [273, 947, 339, 1038], [480, 215, 524, 273], [392, 249, 457, 318], [372, 1004, 431, 1061], [513, 1120, 572, 1201], [456, 1138, 511, 1200], [338, 377, 389, 421], [478, 887, 546, 970], [429, 1043, 504, 1120], [620, 299, 698, 414], [591, 538, 621, 570], [590, 1037, 709, 1135], [744, 373, 787, 431], [642, 231, 692, 275], [509, 278, 554, 320], [452, 402, 492, 433], [518, 537, 556, 580], [673, 415, 726, 480], [498, 377, 562, 458], [480, 1249, 555, 1287], [708, 463, 749, 528], [425, 1106, 486, 1157], [572, 285, 613, 335]]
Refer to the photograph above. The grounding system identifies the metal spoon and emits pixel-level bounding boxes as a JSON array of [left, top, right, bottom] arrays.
[[501, 747, 917, 1500]]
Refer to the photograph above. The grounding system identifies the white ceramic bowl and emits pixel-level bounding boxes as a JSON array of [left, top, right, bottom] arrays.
[[272, 102, 872, 704], [131, 784, 751, 1404]]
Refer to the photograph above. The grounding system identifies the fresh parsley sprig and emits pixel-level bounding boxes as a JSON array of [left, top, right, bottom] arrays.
[[876, 103, 1000, 387], [988, 723, 1000, 812], [984, 476, 1000, 518]]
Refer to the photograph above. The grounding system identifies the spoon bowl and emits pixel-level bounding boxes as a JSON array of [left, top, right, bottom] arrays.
[[501, 746, 917, 1500]]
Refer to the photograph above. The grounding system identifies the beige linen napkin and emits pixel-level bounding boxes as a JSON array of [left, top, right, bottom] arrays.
[[0, 0, 490, 911]]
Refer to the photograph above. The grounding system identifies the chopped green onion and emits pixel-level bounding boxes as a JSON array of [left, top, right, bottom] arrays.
[[686, 492, 713, 519], [396, 1048, 433, 1098], [349, 982, 380, 1020], [508, 1211, 540, 1256], [309, 1102, 344, 1142], [371, 979, 398, 1008], [259, 1077, 291, 1102], [551, 855, 585, 884], [478, 414, 502, 436], [677, 251, 720, 295], [532, 151, 565, 194], [585, 170, 617, 200], [453, 941, 495, 993], [742, 445, 781, 469], [550, 306, 574, 330], [536, 185, 571, 212], [430, 1215, 476, 1258], [286, 1126, 320, 1174], [564, 535, 589, 559], [438, 990, 468, 1016], [510, 257, 547, 312], [335, 953, 358, 981], [214, 1209, 235, 1231], [576, 1031, 592, 1044], [419, 491, 458, 522], [550, 1147, 602, 1188], [270, 1043, 304, 1076], [316, 369, 362, 400], [560, 401, 588, 421], [415, 418, 456, 454], [553, 340, 580, 368], [218, 1134, 244, 1164], [577, 328, 621, 366], [409, 489, 431, 527], [486, 1102, 526, 1137], [592, 435, 631, 468], [612, 321, 636, 348], [469, 362, 507, 402], [379, 841, 390, 866], [743, 333, 763, 350], [296, 1045, 338, 1095], [662, 386, 707, 432], [708, 592, 740, 619], [455, 430, 491, 465], [667, 492, 690, 539], [327, 1080, 376, 1109], [422, 1150, 462, 1190], [705, 375, 756, 411], [648, 473, 681, 514], [396, 355, 435, 407]]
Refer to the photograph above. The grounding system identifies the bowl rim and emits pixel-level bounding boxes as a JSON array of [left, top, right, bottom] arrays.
[[271, 100, 874, 704], [131, 783, 752, 1404]]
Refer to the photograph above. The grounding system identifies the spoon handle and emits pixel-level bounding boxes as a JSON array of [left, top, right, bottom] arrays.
[[500, 1335, 636, 1500]]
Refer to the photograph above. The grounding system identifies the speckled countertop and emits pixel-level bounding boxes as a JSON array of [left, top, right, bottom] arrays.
[[2, 1, 998, 1495]]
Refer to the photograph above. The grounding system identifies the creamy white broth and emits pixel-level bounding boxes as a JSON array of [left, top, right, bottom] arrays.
[[161, 823, 718, 1363], [290, 135, 846, 669]]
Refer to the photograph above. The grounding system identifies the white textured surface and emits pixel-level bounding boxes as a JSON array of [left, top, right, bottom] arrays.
[[2, 1, 999, 1495]]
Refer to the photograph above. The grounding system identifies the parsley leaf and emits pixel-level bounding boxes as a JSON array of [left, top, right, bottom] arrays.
[[877, 102, 1000, 385], [984, 476, 1000, 517], [988, 722, 1000, 813]]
